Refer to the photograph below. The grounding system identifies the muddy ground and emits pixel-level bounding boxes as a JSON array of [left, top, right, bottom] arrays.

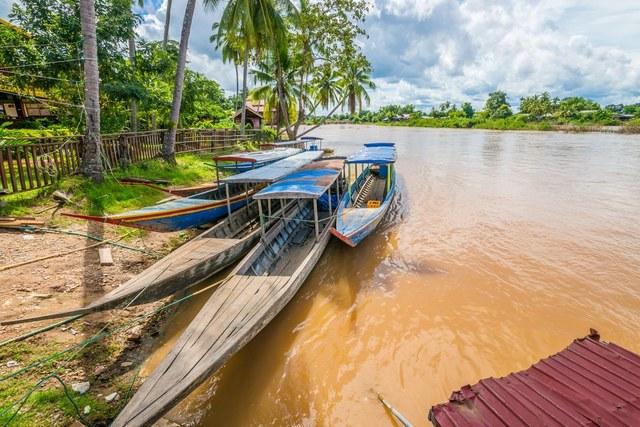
[[0, 210, 190, 426]]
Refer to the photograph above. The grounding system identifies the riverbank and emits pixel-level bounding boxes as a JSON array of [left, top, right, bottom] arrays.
[[308, 117, 640, 134], [0, 154, 222, 426]]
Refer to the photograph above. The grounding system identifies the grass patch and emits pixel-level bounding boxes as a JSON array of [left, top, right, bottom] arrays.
[[0, 152, 225, 218]]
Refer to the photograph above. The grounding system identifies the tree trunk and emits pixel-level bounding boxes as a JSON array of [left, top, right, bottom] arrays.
[[235, 62, 239, 111], [129, 34, 138, 132], [240, 40, 249, 135], [277, 77, 293, 140], [349, 92, 356, 115], [163, 0, 173, 48], [79, 0, 103, 182], [162, 0, 196, 164]]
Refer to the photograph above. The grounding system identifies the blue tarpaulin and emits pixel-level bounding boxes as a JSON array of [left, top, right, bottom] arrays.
[[346, 143, 396, 164], [222, 151, 323, 184], [253, 169, 340, 200]]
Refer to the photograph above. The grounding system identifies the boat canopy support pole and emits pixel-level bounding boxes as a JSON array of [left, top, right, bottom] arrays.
[[225, 184, 231, 216], [268, 198, 272, 220], [215, 160, 220, 184], [313, 199, 319, 242], [258, 199, 265, 239], [328, 186, 332, 215], [347, 164, 352, 200]]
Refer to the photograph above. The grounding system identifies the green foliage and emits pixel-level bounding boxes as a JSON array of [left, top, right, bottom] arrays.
[[461, 102, 474, 118], [484, 91, 512, 118], [4, 4, 232, 134], [558, 96, 600, 117], [519, 92, 558, 116], [0, 153, 219, 217]]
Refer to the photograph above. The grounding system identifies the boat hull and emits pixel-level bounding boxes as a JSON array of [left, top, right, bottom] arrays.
[[63, 193, 251, 232]]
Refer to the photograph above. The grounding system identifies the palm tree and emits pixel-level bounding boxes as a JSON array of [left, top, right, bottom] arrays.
[[79, 0, 103, 181], [214, 0, 292, 134], [210, 22, 242, 111], [251, 53, 299, 133], [339, 59, 375, 115], [313, 65, 342, 110]]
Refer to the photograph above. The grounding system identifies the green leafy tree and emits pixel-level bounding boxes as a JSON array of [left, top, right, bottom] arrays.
[[461, 102, 474, 118], [484, 91, 512, 118]]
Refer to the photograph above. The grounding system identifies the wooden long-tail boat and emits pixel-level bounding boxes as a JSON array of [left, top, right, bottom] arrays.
[[62, 183, 254, 232], [112, 160, 344, 427], [1, 152, 325, 326], [330, 143, 397, 247]]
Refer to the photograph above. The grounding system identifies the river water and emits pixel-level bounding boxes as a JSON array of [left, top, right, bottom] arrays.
[[145, 125, 640, 426]]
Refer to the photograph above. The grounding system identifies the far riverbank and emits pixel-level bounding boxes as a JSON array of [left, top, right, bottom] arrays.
[[307, 118, 640, 134]]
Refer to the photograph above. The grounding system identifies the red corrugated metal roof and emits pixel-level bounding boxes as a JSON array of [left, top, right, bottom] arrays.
[[429, 330, 640, 427]]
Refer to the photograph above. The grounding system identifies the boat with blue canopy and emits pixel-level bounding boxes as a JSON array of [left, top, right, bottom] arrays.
[[113, 160, 345, 427], [330, 142, 397, 247]]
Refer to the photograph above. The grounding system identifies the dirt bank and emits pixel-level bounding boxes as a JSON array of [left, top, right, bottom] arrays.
[[0, 210, 189, 426]]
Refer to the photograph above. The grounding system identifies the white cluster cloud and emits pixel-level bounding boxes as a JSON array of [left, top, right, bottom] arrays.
[[364, 0, 640, 109]]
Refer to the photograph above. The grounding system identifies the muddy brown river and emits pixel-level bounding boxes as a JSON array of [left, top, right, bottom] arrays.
[[143, 125, 640, 426]]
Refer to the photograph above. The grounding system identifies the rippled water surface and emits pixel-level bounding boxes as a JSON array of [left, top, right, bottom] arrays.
[[148, 125, 640, 426]]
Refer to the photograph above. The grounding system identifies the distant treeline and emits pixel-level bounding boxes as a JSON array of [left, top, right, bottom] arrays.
[[307, 91, 640, 131]]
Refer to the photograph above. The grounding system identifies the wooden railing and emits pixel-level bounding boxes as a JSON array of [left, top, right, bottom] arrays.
[[0, 128, 264, 195]]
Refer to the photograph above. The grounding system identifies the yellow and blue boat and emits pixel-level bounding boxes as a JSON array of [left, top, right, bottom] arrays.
[[63, 183, 254, 232], [330, 142, 397, 247]]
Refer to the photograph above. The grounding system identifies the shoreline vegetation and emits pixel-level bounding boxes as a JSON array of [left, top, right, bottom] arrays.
[[307, 91, 640, 134]]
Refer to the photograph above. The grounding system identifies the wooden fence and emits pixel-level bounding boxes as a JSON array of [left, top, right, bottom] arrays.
[[0, 128, 264, 195]]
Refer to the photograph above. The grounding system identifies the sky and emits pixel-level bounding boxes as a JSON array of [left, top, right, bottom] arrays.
[[2, 0, 640, 110]]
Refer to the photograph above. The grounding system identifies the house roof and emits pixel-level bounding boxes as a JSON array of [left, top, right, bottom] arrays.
[[429, 330, 640, 427], [233, 104, 264, 120]]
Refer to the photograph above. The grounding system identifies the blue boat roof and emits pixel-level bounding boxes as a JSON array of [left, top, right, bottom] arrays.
[[365, 142, 394, 147], [347, 144, 397, 164], [253, 168, 340, 200], [213, 147, 301, 163], [222, 151, 323, 184]]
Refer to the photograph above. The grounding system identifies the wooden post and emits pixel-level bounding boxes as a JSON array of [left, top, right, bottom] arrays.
[[225, 183, 231, 216], [258, 199, 265, 239], [215, 160, 220, 184], [313, 199, 319, 242], [244, 183, 249, 205], [267, 198, 272, 220]]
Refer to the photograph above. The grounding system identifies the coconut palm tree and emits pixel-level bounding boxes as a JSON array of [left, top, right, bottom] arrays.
[[313, 65, 342, 110], [214, 0, 292, 134], [251, 53, 299, 133], [210, 22, 242, 111], [79, 0, 103, 181], [339, 59, 375, 115]]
